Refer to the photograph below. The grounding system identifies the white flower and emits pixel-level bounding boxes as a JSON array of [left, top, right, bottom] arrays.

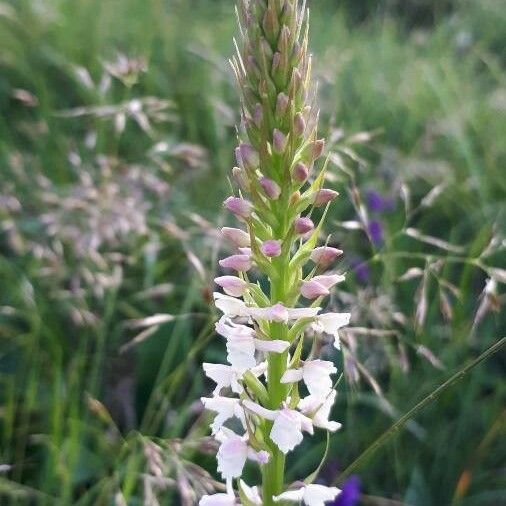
[[216, 428, 269, 480], [203, 363, 243, 396], [199, 493, 236, 506], [214, 293, 250, 318], [313, 312, 351, 349], [286, 306, 321, 320], [273, 484, 341, 506], [281, 360, 337, 401], [214, 293, 321, 324], [200, 396, 245, 434], [298, 390, 342, 432], [239, 480, 262, 505], [203, 362, 267, 397], [243, 400, 313, 454], [216, 318, 289, 371]]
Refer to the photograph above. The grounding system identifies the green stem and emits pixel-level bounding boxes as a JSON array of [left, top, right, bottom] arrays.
[[263, 252, 290, 504]]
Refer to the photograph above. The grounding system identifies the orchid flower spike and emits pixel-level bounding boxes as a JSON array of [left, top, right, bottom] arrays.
[[201, 0, 354, 502]]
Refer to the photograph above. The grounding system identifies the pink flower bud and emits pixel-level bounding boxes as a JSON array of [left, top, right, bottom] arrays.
[[273, 129, 287, 154], [239, 143, 259, 170], [310, 246, 343, 266], [292, 162, 309, 183], [261, 240, 282, 258], [312, 139, 325, 159], [276, 92, 289, 117], [301, 279, 330, 299], [219, 254, 252, 272], [314, 189, 339, 207], [294, 216, 314, 235], [301, 274, 345, 299], [214, 276, 248, 297], [253, 103, 263, 128], [221, 227, 251, 248], [224, 196, 253, 219], [293, 112, 306, 137], [232, 167, 249, 191], [260, 177, 281, 200]]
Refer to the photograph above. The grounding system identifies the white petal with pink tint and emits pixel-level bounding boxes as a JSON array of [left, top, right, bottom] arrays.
[[203, 363, 243, 396], [270, 408, 314, 454], [239, 480, 262, 505], [298, 390, 342, 432], [274, 484, 341, 506], [254, 339, 290, 354], [214, 276, 248, 297], [214, 293, 250, 318], [313, 312, 351, 349], [200, 396, 245, 434], [282, 360, 336, 401], [199, 493, 236, 506]]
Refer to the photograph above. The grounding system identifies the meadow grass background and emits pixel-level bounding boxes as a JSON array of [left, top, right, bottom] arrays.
[[0, 0, 505, 504]]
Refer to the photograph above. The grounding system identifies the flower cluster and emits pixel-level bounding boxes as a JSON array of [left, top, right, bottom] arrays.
[[200, 1, 350, 505]]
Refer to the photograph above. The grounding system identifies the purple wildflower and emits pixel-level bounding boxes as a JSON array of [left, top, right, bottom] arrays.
[[368, 220, 384, 246], [331, 475, 361, 506], [350, 258, 371, 285], [365, 190, 395, 213]]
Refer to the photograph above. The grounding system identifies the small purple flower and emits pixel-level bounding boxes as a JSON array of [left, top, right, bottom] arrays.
[[331, 476, 361, 506], [368, 220, 384, 246], [365, 190, 395, 213], [350, 258, 371, 284]]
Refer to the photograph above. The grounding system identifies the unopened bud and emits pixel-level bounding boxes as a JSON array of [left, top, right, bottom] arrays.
[[219, 254, 252, 272], [301, 274, 345, 299], [314, 189, 339, 207], [290, 191, 301, 206], [310, 246, 343, 266], [261, 240, 282, 258], [214, 276, 248, 297], [272, 52, 281, 73], [224, 196, 253, 219], [260, 177, 281, 200], [253, 103, 263, 128], [293, 112, 306, 137], [292, 162, 309, 183], [239, 143, 259, 171], [294, 216, 314, 235], [273, 129, 287, 154], [300, 279, 329, 299], [232, 167, 249, 191], [221, 227, 251, 248], [312, 139, 325, 159], [276, 92, 289, 118]]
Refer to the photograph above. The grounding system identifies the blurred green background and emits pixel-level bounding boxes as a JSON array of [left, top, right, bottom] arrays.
[[0, 0, 505, 505]]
